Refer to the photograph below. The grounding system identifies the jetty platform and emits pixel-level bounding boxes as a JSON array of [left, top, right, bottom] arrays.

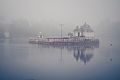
[[29, 37, 99, 46], [29, 22, 99, 46]]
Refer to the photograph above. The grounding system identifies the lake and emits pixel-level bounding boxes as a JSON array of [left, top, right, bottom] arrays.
[[0, 38, 120, 80]]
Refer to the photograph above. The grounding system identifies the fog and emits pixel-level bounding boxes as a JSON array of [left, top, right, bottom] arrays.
[[0, 0, 120, 39], [0, 1, 120, 79]]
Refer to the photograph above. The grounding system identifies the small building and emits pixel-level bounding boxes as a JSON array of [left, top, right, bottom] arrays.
[[73, 22, 95, 38], [68, 32, 73, 37], [37, 32, 43, 38]]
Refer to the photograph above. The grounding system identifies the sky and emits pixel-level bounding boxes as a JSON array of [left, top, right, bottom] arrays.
[[0, 0, 120, 39], [0, 0, 120, 26]]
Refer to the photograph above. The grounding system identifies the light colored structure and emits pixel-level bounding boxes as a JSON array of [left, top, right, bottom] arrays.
[[68, 32, 73, 37], [29, 22, 99, 45], [73, 22, 95, 38], [37, 32, 43, 38]]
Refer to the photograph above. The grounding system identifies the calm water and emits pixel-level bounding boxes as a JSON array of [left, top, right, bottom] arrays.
[[0, 38, 120, 80]]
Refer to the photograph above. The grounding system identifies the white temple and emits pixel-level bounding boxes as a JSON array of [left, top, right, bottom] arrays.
[[73, 22, 94, 38]]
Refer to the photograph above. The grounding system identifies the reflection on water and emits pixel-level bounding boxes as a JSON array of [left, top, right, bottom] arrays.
[[0, 39, 120, 80], [74, 47, 93, 64], [41, 43, 99, 64]]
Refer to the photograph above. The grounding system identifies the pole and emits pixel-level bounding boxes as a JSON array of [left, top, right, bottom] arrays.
[[60, 24, 63, 38]]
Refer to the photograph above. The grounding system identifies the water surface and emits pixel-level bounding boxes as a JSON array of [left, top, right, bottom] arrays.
[[0, 38, 120, 80]]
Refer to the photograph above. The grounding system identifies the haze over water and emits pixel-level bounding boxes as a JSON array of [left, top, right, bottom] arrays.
[[0, 0, 120, 80]]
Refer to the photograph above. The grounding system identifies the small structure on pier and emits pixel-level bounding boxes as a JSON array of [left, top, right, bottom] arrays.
[[68, 32, 73, 38]]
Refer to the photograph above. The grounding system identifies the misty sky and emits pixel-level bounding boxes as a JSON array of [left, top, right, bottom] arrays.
[[0, 0, 120, 26]]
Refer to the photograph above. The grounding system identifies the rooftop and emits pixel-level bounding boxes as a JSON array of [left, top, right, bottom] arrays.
[[74, 22, 94, 32]]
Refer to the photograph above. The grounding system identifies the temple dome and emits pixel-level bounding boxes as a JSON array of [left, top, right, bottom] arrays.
[[80, 22, 93, 32]]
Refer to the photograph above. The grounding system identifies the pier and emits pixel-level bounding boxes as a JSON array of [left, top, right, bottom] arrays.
[[29, 22, 99, 46]]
